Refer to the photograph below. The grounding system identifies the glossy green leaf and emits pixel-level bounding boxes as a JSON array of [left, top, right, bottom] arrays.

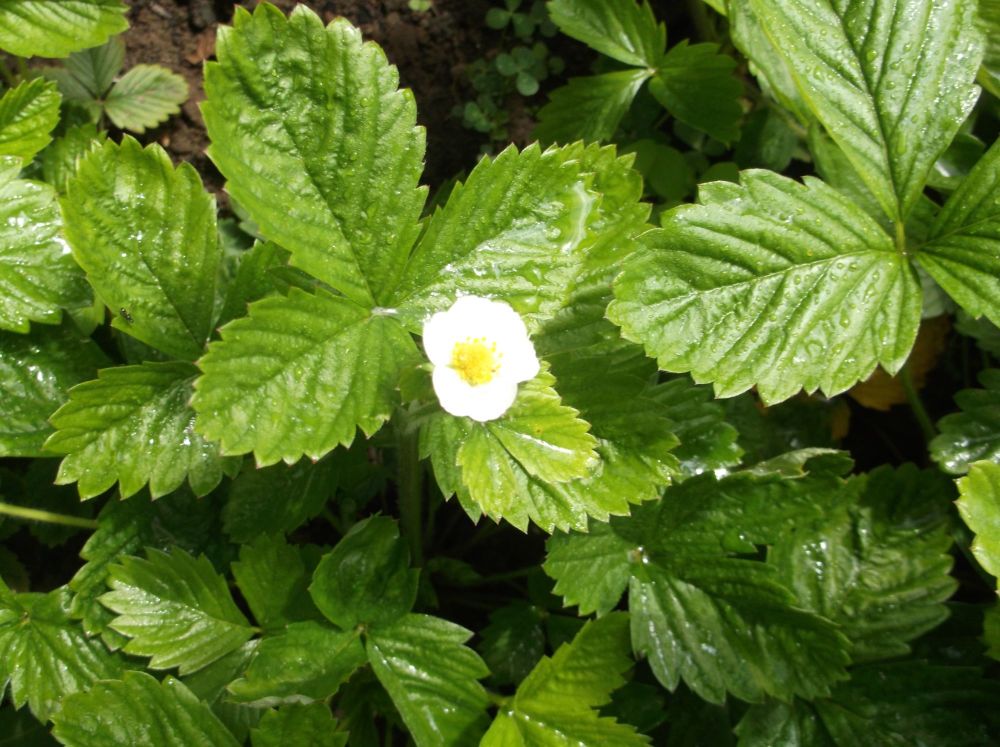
[[228, 621, 365, 706], [931, 369, 1000, 475], [735, 662, 1000, 747], [546, 0, 664, 67], [62, 137, 220, 361], [231, 534, 320, 629], [917, 138, 1000, 326], [0, 79, 61, 162], [101, 547, 255, 675], [45, 361, 236, 500], [53, 38, 124, 99], [105, 64, 189, 133], [609, 170, 922, 403], [747, 0, 983, 223], [251, 704, 347, 747], [0, 584, 123, 721], [770, 465, 956, 662], [203, 3, 425, 306], [534, 70, 650, 144], [216, 241, 289, 328], [0, 323, 108, 457], [956, 461, 1000, 583], [40, 123, 105, 194], [545, 469, 855, 704], [52, 671, 239, 747], [193, 288, 418, 466], [652, 377, 742, 477], [310, 516, 418, 629], [0, 157, 89, 333], [367, 614, 490, 747], [0, 0, 128, 58], [955, 310, 1000, 357], [649, 41, 741, 144], [481, 613, 647, 747], [479, 602, 545, 686]]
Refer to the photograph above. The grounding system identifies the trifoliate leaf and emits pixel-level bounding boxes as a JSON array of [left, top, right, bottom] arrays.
[[534, 70, 650, 144], [931, 369, 1000, 475], [0, 157, 89, 333], [545, 469, 855, 704], [39, 123, 105, 194], [51, 671, 239, 747], [54, 38, 124, 99], [546, 0, 664, 67], [228, 622, 366, 706], [735, 662, 1000, 747], [105, 64, 189, 133], [917, 138, 1000, 326], [62, 137, 220, 361], [0, 79, 61, 162], [609, 170, 922, 403], [481, 612, 647, 747], [770, 465, 957, 662], [0, 322, 108, 457], [0, 0, 128, 58], [956, 461, 1000, 583], [0, 584, 123, 721], [747, 0, 983, 223], [231, 534, 320, 629], [222, 456, 338, 542], [101, 547, 255, 675], [251, 704, 347, 747], [45, 361, 237, 500], [309, 516, 418, 629], [366, 613, 490, 747], [649, 41, 741, 144], [390, 143, 599, 329], [203, 3, 425, 307], [193, 288, 418, 466]]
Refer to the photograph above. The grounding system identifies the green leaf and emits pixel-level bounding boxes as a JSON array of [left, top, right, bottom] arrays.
[[545, 469, 854, 704], [231, 534, 320, 629], [0, 585, 123, 721], [45, 361, 236, 500], [203, 4, 425, 306], [222, 456, 338, 542], [0, 322, 108, 457], [956, 460, 1000, 583], [101, 547, 255, 675], [980, 0, 1000, 96], [367, 613, 490, 747], [770, 465, 957, 662], [51, 671, 239, 747], [735, 662, 1000, 747], [651, 377, 742, 478], [917, 138, 1000, 326], [0, 0, 128, 58], [216, 240, 288, 328], [62, 137, 220, 361], [479, 602, 545, 686], [309, 516, 417, 629], [39, 123, 105, 194], [390, 144, 599, 328], [609, 169, 922, 403], [481, 612, 647, 747], [193, 288, 418, 466], [955, 310, 1000, 357], [649, 41, 741, 144], [0, 157, 89, 333], [0, 79, 61, 162], [228, 622, 365, 705], [534, 70, 649, 144], [931, 369, 1000, 475], [104, 64, 189, 133], [546, 0, 664, 67], [746, 0, 983, 223], [251, 704, 347, 747], [57, 38, 124, 98]]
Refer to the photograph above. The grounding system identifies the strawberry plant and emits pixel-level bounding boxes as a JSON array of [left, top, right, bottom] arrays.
[[1, 1, 1000, 745]]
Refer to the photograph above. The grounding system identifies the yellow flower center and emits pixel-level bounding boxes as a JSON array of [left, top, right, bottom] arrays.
[[450, 337, 501, 386]]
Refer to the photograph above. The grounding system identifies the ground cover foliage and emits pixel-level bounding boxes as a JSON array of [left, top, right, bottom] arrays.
[[1, 0, 1000, 744]]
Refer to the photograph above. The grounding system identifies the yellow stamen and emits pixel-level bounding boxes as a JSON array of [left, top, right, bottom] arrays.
[[450, 337, 501, 386]]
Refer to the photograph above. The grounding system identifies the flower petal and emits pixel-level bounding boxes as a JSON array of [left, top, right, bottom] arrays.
[[432, 366, 518, 422]]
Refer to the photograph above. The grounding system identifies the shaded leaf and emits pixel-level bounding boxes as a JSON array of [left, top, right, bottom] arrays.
[[231, 534, 320, 629], [251, 704, 347, 747], [534, 70, 649, 144], [39, 123, 105, 194], [932, 369, 1000, 475]]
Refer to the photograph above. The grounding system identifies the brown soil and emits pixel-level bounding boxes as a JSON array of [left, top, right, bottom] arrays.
[[123, 0, 497, 192]]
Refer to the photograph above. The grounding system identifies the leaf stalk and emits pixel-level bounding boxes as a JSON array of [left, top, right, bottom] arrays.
[[0, 501, 98, 530]]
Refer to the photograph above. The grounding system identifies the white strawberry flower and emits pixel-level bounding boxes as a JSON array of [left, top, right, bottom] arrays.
[[422, 296, 540, 422]]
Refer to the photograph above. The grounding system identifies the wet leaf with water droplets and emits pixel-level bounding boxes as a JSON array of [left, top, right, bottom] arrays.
[[931, 369, 1000, 475]]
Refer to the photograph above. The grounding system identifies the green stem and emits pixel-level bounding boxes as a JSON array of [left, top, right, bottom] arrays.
[[899, 363, 936, 445], [685, 0, 718, 42], [0, 501, 98, 530], [895, 220, 907, 254], [397, 425, 424, 566]]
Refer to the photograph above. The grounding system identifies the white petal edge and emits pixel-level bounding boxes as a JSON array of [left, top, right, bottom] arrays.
[[432, 366, 519, 422]]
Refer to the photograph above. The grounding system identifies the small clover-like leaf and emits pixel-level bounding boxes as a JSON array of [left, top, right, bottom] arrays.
[[105, 64, 189, 133]]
